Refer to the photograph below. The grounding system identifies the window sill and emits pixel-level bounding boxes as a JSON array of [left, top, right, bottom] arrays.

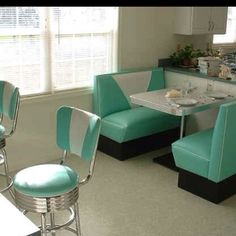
[[212, 43, 236, 54], [21, 87, 93, 104]]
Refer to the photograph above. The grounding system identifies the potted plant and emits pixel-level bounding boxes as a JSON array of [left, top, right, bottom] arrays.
[[179, 44, 194, 66], [170, 44, 206, 67]]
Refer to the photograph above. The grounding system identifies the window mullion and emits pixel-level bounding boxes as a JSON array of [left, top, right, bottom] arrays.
[[42, 7, 53, 94], [72, 34, 75, 84], [91, 33, 94, 81]]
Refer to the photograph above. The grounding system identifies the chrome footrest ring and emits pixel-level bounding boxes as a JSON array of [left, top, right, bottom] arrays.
[[0, 175, 13, 193], [39, 207, 79, 235]]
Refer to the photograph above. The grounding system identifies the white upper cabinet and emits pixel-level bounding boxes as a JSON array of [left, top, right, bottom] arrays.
[[174, 7, 228, 35]]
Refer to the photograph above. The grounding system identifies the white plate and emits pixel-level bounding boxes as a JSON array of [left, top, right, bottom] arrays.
[[175, 98, 198, 106], [206, 92, 228, 99]]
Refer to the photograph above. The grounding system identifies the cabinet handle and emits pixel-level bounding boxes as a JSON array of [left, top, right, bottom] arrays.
[[212, 21, 215, 31], [209, 21, 214, 31], [208, 21, 211, 31]]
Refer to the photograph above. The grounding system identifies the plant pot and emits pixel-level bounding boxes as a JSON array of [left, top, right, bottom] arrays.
[[182, 58, 192, 66]]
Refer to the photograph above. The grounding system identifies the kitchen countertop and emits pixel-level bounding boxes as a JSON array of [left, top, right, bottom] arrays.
[[165, 66, 236, 84]]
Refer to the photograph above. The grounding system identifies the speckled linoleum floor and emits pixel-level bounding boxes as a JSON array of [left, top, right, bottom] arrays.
[[3, 148, 236, 236]]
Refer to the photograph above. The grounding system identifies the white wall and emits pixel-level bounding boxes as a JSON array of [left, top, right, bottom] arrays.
[[7, 7, 212, 172], [118, 7, 211, 70]]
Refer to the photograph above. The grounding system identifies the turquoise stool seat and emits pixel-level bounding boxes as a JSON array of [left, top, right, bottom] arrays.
[[172, 101, 236, 203], [13, 164, 78, 197], [13, 106, 101, 235]]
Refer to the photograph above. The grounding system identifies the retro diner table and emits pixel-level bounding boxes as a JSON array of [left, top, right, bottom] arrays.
[[0, 193, 40, 235], [130, 88, 236, 170]]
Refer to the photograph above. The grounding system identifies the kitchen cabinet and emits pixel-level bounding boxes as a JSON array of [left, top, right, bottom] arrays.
[[174, 7, 228, 35]]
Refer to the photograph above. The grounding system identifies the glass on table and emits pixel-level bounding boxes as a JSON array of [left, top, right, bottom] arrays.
[[181, 79, 192, 96], [206, 79, 214, 92]]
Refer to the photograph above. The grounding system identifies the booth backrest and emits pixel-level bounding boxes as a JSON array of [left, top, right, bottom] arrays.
[[209, 101, 236, 182], [93, 67, 165, 118]]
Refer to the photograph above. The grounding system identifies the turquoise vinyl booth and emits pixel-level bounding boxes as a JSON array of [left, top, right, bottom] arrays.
[[93, 67, 181, 161], [172, 101, 236, 203]]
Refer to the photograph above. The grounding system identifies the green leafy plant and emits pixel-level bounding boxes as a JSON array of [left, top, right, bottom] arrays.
[[192, 48, 206, 58], [170, 52, 182, 66], [179, 45, 194, 59], [170, 44, 206, 67]]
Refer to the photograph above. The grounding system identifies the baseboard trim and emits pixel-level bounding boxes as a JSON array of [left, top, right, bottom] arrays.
[[98, 127, 180, 161], [178, 168, 236, 204]]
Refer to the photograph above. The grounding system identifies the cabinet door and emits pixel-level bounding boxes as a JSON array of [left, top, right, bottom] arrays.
[[174, 7, 193, 35], [192, 7, 211, 34], [210, 7, 228, 34], [174, 7, 228, 35]]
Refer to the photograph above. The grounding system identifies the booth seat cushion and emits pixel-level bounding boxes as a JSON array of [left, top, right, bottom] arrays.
[[172, 128, 214, 178], [101, 106, 181, 143]]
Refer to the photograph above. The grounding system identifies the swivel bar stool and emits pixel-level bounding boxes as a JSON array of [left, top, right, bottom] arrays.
[[0, 81, 20, 196], [13, 106, 101, 235]]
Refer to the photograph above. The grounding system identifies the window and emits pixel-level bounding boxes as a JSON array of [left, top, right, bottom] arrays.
[[0, 7, 118, 96], [213, 7, 236, 45]]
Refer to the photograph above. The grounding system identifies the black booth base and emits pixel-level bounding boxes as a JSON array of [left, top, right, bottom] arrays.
[[178, 168, 236, 204], [98, 128, 180, 161], [153, 153, 179, 172]]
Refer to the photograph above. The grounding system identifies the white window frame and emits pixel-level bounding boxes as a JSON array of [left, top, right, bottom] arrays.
[[0, 7, 118, 98], [212, 7, 236, 53]]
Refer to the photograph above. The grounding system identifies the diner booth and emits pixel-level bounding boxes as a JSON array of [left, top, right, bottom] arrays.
[[92, 63, 236, 204]]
